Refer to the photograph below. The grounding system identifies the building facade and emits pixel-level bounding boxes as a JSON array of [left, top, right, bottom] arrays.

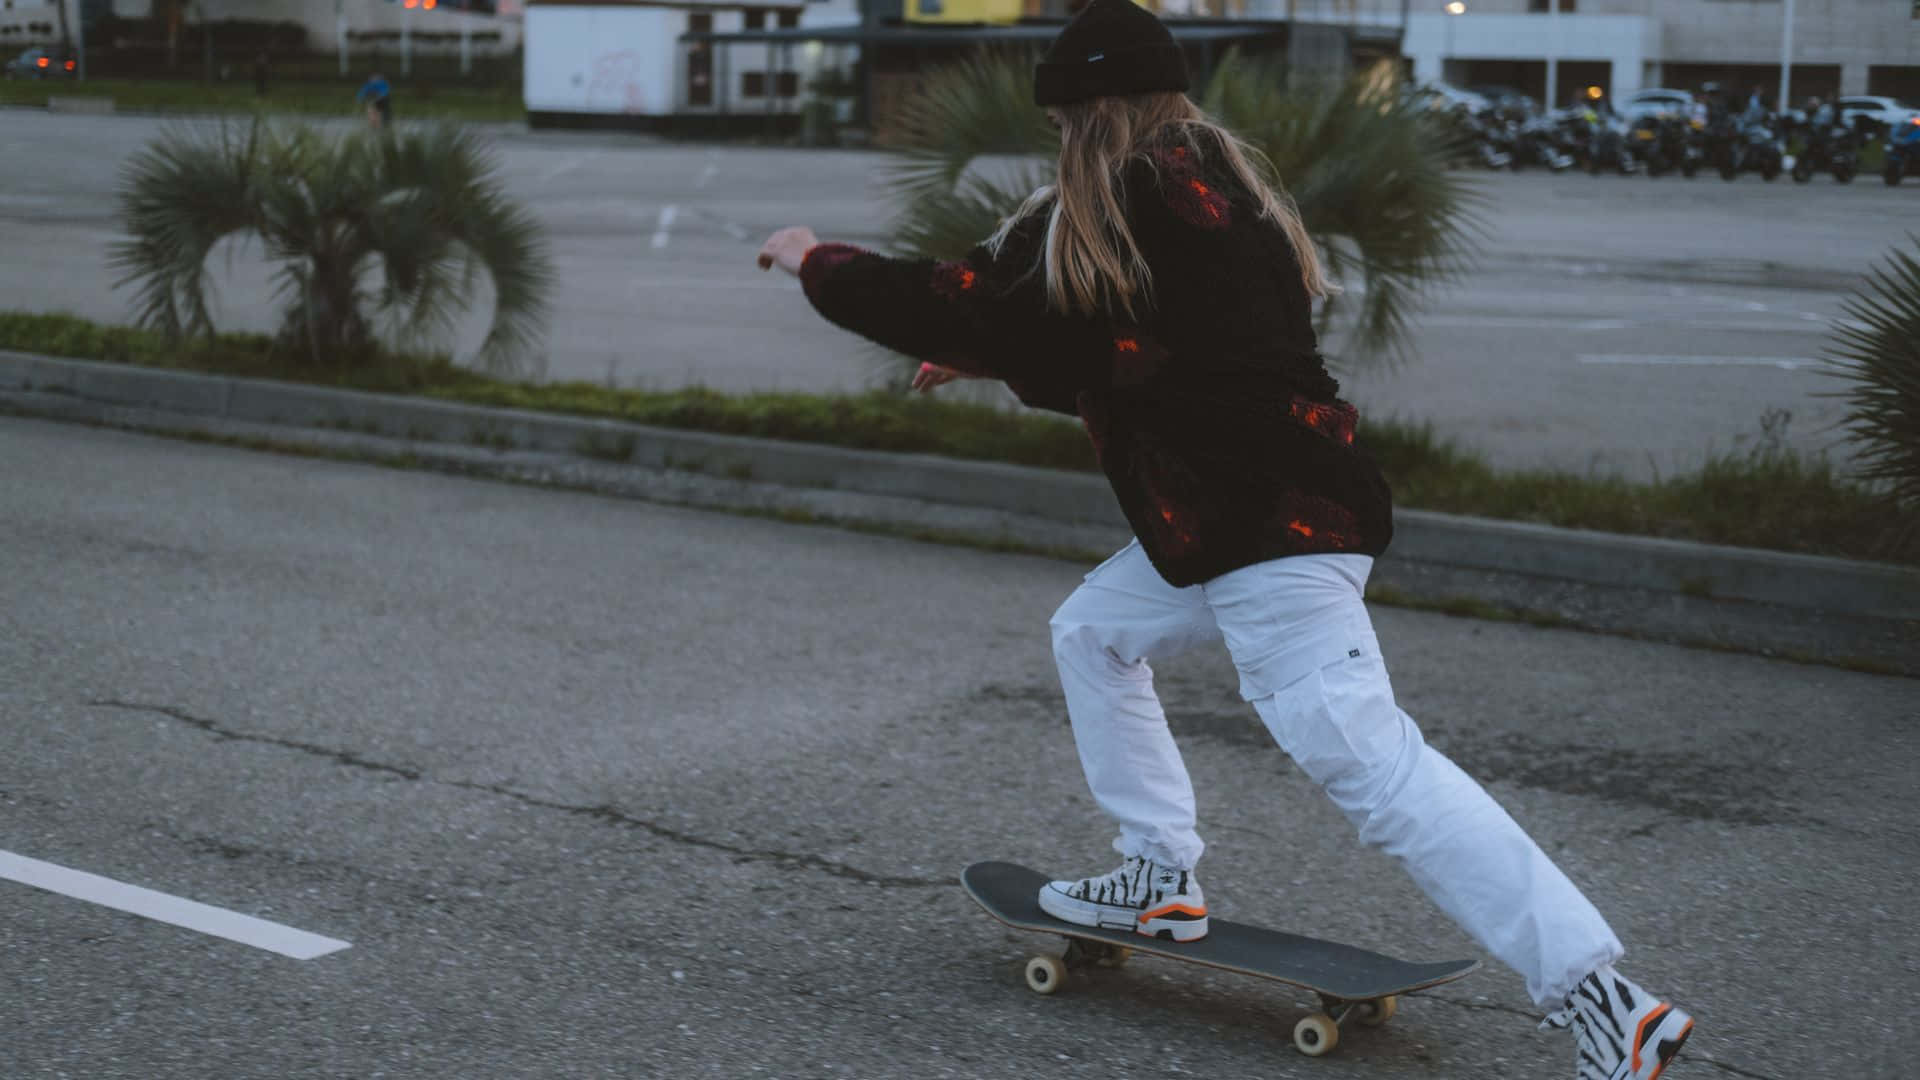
[[523, 0, 860, 128], [1398, 0, 1920, 108]]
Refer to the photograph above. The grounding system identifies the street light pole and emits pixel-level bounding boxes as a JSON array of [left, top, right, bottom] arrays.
[[1444, 2, 1464, 86], [1546, 0, 1559, 110], [1777, 0, 1795, 113]]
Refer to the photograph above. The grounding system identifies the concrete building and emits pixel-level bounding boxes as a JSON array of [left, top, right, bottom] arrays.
[[1, 0, 527, 59], [1396, 0, 1920, 110], [523, 0, 861, 129]]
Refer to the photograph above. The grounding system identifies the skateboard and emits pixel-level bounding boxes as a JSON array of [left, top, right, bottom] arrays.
[[961, 860, 1479, 1057]]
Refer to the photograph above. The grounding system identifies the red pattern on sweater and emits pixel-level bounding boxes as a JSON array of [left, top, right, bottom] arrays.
[[1288, 396, 1358, 446], [932, 261, 979, 299], [1271, 492, 1363, 553], [1153, 146, 1232, 230]]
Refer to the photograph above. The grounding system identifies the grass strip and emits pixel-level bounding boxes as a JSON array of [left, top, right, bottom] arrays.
[[3, 309, 1914, 566], [8, 394, 1906, 679], [0, 76, 525, 123]]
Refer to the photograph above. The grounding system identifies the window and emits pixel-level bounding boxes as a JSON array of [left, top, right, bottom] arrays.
[[1527, 0, 1575, 10], [777, 71, 799, 97], [688, 12, 712, 32], [743, 8, 766, 29], [743, 72, 766, 97], [777, 8, 800, 27]]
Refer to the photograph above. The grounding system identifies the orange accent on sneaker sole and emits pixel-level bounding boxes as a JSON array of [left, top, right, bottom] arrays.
[[1630, 1004, 1672, 1074], [1138, 904, 1208, 922], [1643, 1017, 1694, 1080]]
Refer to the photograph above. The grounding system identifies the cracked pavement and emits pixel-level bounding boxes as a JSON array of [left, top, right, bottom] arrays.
[[4, 415, 1915, 1079]]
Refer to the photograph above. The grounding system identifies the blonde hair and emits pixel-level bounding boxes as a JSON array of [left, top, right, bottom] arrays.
[[992, 92, 1331, 320]]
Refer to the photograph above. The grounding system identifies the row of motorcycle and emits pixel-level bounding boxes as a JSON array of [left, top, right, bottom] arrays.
[[1456, 107, 1920, 186]]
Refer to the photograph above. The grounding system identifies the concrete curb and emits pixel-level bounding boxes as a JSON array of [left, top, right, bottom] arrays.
[[5, 349, 1918, 622]]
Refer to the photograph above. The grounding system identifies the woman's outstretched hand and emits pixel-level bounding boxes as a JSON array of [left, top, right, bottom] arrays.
[[911, 362, 975, 394], [757, 226, 819, 277]]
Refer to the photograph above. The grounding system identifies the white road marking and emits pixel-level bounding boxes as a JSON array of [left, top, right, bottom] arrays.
[[1576, 354, 1834, 371], [651, 204, 679, 250], [538, 151, 598, 183], [0, 849, 351, 960], [1411, 314, 1829, 334], [686, 207, 751, 241], [694, 157, 719, 189]]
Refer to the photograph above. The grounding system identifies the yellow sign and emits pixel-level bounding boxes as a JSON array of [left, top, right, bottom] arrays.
[[905, 0, 1024, 24]]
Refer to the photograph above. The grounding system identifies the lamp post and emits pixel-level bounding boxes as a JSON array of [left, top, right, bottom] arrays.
[[1444, 1, 1464, 87], [1777, 0, 1796, 113], [1545, 0, 1558, 111]]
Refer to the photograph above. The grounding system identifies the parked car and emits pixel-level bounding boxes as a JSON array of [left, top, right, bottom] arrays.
[[1467, 84, 1539, 116], [1409, 82, 1491, 116], [1836, 95, 1920, 136], [1619, 88, 1696, 124], [4, 46, 75, 79]]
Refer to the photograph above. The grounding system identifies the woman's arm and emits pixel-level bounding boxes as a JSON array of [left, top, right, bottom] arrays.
[[759, 214, 1104, 415]]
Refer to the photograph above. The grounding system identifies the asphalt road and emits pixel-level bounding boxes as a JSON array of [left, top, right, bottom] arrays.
[[1, 111, 1907, 478], [5, 415, 1916, 1079]]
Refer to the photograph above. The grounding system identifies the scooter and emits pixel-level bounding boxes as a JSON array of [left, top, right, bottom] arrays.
[[1884, 115, 1920, 186], [1721, 117, 1784, 181], [1793, 123, 1858, 183]]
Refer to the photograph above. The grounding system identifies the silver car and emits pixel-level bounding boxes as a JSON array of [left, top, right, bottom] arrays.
[[1835, 95, 1920, 135]]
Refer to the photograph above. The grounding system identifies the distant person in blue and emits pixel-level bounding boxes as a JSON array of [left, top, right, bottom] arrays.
[[357, 72, 392, 130]]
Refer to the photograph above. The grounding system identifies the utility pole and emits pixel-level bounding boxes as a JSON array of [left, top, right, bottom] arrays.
[[1544, 0, 1558, 111], [401, 0, 412, 78], [337, 0, 347, 78], [74, 0, 86, 81], [1777, 0, 1795, 113]]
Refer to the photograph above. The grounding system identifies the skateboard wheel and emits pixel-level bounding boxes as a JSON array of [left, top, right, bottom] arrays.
[[1293, 1013, 1339, 1057], [1024, 954, 1067, 995], [1358, 996, 1397, 1027]]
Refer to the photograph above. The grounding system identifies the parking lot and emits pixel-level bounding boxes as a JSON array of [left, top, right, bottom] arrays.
[[1, 108, 1907, 479]]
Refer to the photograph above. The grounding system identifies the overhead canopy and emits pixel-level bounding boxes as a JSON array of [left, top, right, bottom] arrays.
[[680, 19, 1309, 48]]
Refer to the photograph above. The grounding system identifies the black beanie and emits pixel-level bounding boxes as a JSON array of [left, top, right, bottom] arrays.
[[1033, 0, 1190, 108]]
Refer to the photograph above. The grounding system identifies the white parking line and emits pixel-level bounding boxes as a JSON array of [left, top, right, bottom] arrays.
[[538, 151, 599, 183], [0, 849, 352, 960], [1577, 354, 1833, 371], [652, 204, 679, 250], [695, 156, 720, 189]]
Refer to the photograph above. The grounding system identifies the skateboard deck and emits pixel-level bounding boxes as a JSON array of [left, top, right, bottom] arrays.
[[962, 860, 1479, 1056]]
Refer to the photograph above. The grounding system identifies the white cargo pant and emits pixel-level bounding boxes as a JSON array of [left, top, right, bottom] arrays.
[[1049, 540, 1623, 1008]]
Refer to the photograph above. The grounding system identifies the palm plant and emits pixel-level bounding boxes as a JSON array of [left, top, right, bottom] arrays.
[[113, 120, 551, 375], [1827, 236, 1920, 532], [881, 51, 1482, 370]]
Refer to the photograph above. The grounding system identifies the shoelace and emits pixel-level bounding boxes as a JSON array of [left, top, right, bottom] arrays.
[[1538, 1005, 1579, 1033]]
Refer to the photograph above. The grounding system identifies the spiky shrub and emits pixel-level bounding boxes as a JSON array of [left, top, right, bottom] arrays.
[[113, 120, 551, 375], [881, 51, 1480, 369], [1828, 237, 1920, 535]]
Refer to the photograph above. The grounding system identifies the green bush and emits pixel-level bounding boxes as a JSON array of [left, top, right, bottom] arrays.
[[881, 52, 1480, 370], [1828, 236, 1920, 549], [112, 119, 551, 375]]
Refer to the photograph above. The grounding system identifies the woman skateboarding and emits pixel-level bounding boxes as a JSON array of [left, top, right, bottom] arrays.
[[757, 2, 1693, 1076]]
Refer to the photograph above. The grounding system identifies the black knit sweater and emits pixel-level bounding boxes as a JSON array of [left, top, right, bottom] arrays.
[[800, 134, 1394, 587]]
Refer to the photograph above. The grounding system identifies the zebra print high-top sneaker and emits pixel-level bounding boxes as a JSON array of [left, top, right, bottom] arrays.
[[1037, 855, 1208, 942], [1541, 965, 1694, 1080]]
